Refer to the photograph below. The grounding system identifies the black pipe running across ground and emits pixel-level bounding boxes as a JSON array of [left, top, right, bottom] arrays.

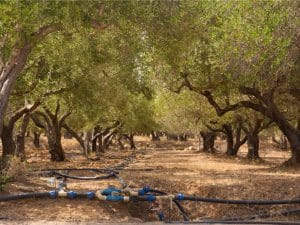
[[174, 195, 300, 205], [49, 171, 117, 180], [165, 220, 300, 225]]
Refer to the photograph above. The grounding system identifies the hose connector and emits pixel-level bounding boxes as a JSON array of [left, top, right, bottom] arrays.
[[146, 195, 156, 202], [49, 190, 58, 199], [106, 195, 124, 201], [143, 186, 151, 193], [67, 191, 77, 199], [138, 189, 146, 196], [86, 191, 95, 200], [101, 186, 121, 196], [176, 193, 184, 201]]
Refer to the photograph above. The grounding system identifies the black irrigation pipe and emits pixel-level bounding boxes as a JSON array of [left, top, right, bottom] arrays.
[[221, 208, 300, 221], [40, 168, 119, 174], [38, 152, 136, 181], [0, 192, 50, 201], [178, 195, 300, 205], [49, 171, 117, 180], [165, 220, 300, 225]]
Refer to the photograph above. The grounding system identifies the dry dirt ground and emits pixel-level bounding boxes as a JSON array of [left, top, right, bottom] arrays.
[[0, 136, 299, 224]]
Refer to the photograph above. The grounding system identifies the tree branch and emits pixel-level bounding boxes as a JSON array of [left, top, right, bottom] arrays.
[[58, 111, 72, 128]]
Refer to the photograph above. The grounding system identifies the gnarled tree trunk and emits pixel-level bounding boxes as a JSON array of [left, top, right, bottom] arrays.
[[33, 131, 41, 148], [31, 102, 70, 161], [224, 123, 247, 156], [63, 123, 87, 157], [200, 131, 216, 153], [246, 133, 260, 160], [15, 113, 30, 160], [151, 131, 160, 141], [123, 133, 136, 149], [1, 124, 15, 156]]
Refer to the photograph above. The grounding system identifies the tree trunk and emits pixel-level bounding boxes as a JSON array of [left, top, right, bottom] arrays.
[[83, 131, 92, 156], [92, 136, 98, 152], [200, 131, 216, 153], [33, 131, 41, 148], [224, 123, 247, 156], [117, 136, 124, 149], [1, 124, 15, 157], [46, 125, 65, 161], [178, 133, 187, 141], [15, 113, 30, 160], [268, 107, 300, 165], [30, 103, 70, 161], [246, 133, 260, 160], [224, 125, 235, 156], [63, 124, 86, 157], [238, 87, 300, 165], [151, 131, 160, 141], [128, 133, 136, 149]]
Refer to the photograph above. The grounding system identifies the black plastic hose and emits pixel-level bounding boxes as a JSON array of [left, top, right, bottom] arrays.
[[0, 192, 50, 201], [50, 171, 117, 180], [222, 208, 300, 221], [165, 220, 300, 225], [180, 195, 300, 205], [41, 168, 119, 173]]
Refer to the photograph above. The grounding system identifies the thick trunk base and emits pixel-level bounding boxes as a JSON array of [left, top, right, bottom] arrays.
[[246, 134, 260, 160]]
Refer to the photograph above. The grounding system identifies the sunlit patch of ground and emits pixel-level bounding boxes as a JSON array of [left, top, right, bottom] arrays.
[[0, 136, 299, 223]]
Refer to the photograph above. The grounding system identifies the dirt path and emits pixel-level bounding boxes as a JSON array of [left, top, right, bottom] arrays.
[[0, 137, 299, 223]]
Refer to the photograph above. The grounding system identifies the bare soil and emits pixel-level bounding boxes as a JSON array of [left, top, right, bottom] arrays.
[[0, 136, 299, 223]]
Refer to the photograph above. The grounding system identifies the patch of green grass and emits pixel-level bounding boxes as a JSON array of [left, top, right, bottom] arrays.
[[0, 174, 9, 191]]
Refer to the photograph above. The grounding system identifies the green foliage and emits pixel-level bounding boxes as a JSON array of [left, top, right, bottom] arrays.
[[0, 174, 9, 191], [2, 1, 299, 139]]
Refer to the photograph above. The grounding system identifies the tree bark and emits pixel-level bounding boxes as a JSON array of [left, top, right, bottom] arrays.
[[63, 124, 86, 157], [31, 102, 70, 161], [1, 124, 15, 157], [124, 133, 136, 149], [224, 123, 247, 156], [178, 133, 187, 141], [117, 135, 125, 149], [33, 131, 41, 148], [200, 131, 216, 153], [151, 131, 160, 141], [15, 113, 30, 160], [246, 133, 260, 160], [83, 131, 92, 156]]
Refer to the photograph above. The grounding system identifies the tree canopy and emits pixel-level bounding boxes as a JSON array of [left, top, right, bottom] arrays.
[[0, 0, 299, 164]]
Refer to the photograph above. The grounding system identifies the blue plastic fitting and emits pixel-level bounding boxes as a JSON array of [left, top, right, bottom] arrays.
[[157, 212, 164, 221], [49, 190, 57, 199], [67, 191, 77, 199], [106, 195, 124, 201], [143, 186, 151, 193], [146, 195, 156, 202], [101, 187, 121, 196], [86, 191, 95, 199], [176, 193, 184, 201], [138, 189, 146, 196]]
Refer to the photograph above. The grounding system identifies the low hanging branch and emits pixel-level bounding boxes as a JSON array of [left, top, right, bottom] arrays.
[[62, 123, 85, 153]]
